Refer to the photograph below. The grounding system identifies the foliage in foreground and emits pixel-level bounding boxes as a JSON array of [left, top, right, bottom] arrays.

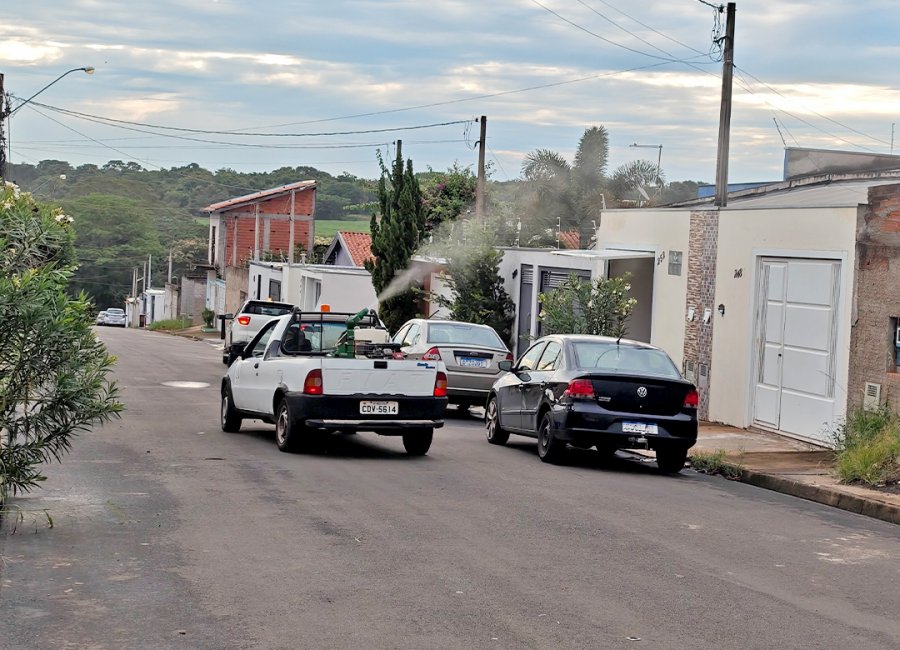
[[832, 408, 900, 486], [538, 273, 637, 338], [0, 182, 122, 499], [689, 450, 744, 480]]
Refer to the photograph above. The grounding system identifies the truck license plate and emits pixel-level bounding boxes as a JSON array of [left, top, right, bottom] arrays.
[[360, 401, 399, 415], [622, 422, 658, 435]]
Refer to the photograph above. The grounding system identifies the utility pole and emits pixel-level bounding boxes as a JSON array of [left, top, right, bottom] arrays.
[[131, 267, 138, 328], [147, 254, 152, 290], [0, 73, 7, 180], [167, 248, 173, 285], [475, 116, 487, 221], [714, 2, 736, 208]]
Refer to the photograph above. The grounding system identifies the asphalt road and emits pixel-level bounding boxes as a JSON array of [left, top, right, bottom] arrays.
[[2, 327, 900, 649]]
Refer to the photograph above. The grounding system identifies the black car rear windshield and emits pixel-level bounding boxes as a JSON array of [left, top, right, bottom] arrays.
[[572, 342, 681, 379], [242, 302, 293, 317], [428, 323, 505, 348]]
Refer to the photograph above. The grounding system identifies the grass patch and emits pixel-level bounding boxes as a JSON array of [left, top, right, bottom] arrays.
[[314, 217, 370, 240], [833, 408, 900, 486], [689, 449, 744, 480], [148, 317, 192, 331]]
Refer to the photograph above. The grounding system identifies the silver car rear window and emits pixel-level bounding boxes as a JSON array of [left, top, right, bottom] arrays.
[[427, 323, 504, 348]]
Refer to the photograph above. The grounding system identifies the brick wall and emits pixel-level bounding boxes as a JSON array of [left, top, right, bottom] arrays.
[[847, 183, 900, 411], [683, 210, 720, 419], [219, 188, 316, 268]]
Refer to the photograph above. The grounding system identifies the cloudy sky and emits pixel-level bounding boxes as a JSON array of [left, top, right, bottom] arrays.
[[2, 0, 899, 184]]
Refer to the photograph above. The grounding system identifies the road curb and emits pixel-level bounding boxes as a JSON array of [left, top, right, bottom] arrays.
[[739, 469, 900, 526]]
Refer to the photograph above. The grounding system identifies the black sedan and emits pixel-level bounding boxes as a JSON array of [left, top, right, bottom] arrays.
[[484, 335, 698, 473]]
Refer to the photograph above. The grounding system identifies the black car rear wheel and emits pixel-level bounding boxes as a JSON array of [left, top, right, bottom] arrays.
[[537, 412, 566, 464], [485, 397, 509, 446], [656, 447, 688, 474]]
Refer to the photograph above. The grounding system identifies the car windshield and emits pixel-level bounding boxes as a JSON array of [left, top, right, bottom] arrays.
[[282, 321, 348, 354], [427, 323, 504, 348], [243, 302, 293, 317], [572, 342, 681, 379]]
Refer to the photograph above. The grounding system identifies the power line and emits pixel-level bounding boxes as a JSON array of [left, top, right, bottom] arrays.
[[528, 0, 711, 64], [16, 99, 474, 138]]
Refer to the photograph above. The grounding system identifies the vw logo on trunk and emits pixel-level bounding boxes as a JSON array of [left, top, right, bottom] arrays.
[[636, 386, 648, 398]]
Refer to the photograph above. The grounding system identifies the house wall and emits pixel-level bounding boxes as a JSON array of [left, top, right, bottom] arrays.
[[210, 188, 316, 271], [223, 266, 248, 315], [848, 183, 900, 411], [321, 273, 377, 312], [284, 265, 376, 313], [711, 206, 856, 429], [331, 247, 354, 267], [248, 262, 285, 302], [179, 276, 207, 325], [597, 210, 692, 369]]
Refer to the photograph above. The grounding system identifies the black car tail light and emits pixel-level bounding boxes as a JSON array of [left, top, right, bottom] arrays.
[[684, 388, 699, 409], [563, 378, 594, 400]]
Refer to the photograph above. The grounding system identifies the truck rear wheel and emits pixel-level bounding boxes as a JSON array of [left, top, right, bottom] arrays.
[[221, 387, 242, 433], [275, 399, 324, 454], [402, 428, 433, 456]]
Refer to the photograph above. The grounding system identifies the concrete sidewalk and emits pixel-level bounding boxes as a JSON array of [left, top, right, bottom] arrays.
[[689, 424, 900, 526]]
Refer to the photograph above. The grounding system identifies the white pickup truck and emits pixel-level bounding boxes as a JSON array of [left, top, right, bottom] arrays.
[[220, 308, 448, 455]]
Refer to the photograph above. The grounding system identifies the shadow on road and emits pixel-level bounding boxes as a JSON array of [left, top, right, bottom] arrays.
[[224, 423, 433, 461], [501, 439, 681, 477]]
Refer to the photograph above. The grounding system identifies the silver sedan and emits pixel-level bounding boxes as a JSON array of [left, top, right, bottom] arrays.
[[392, 319, 511, 410]]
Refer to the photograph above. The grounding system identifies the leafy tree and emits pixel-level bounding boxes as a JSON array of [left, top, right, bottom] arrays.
[[539, 273, 637, 338], [432, 219, 515, 345], [419, 162, 477, 232], [364, 145, 425, 333], [518, 126, 664, 243], [609, 160, 667, 205], [659, 180, 706, 204], [63, 194, 164, 307], [0, 182, 122, 499]]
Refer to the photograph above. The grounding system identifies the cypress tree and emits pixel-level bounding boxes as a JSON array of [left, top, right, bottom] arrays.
[[364, 142, 425, 332]]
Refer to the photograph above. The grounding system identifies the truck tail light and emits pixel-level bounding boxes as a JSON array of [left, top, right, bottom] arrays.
[[237, 315, 251, 326], [563, 378, 594, 400], [423, 347, 442, 361], [434, 371, 448, 397], [303, 369, 323, 395], [684, 388, 699, 409]]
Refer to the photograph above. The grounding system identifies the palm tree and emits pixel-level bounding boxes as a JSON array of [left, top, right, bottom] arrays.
[[517, 126, 663, 246]]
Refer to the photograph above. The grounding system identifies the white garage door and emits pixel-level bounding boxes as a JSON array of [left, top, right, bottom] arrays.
[[753, 258, 840, 444]]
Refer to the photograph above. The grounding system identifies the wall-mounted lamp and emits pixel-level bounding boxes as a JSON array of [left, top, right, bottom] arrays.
[[718, 304, 725, 317]]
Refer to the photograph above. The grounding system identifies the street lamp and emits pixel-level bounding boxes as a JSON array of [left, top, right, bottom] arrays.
[[0, 66, 95, 179], [629, 142, 663, 191]]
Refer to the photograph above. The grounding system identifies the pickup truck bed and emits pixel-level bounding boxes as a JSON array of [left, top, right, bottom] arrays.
[[221, 312, 448, 455]]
